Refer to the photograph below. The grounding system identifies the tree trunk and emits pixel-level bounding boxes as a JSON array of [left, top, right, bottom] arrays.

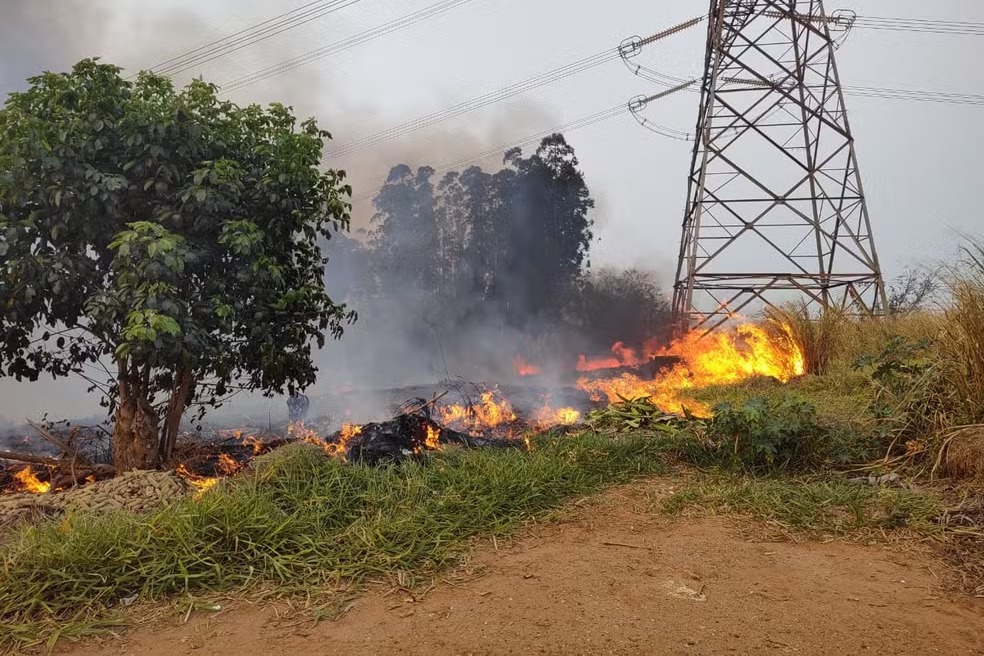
[[113, 389, 160, 472], [159, 367, 193, 466]]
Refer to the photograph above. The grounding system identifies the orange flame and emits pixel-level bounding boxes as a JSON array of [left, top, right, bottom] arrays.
[[175, 464, 219, 498], [532, 403, 581, 428], [12, 467, 51, 494], [217, 453, 241, 476], [578, 323, 805, 416], [240, 435, 265, 455], [513, 357, 541, 377], [439, 391, 517, 433], [425, 424, 441, 451], [576, 341, 643, 372]]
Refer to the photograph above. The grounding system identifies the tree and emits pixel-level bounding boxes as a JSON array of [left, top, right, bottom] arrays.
[[574, 268, 672, 349], [434, 171, 470, 304], [500, 134, 594, 324], [0, 59, 354, 472], [368, 164, 439, 300], [887, 267, 940, 315]]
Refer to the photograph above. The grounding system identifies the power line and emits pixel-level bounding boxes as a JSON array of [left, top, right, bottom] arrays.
[[221, 0, 484, 93], [146, 0, 364, 77], [349, 103, 629, 204], [329, 16, 707, 159], [853, 15, 984, 37], [331, 50, 619, 159]]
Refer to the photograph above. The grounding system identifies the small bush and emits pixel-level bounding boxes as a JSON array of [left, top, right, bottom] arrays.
[[676, 394, 877, 472], [702, 395, 824, 471]]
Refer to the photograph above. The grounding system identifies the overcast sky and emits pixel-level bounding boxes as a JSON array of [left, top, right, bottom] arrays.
[[1, 0, 982, 420]]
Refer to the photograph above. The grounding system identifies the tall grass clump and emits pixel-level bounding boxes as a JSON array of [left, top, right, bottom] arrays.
[[764, 301, 846, 375], [0, 433, 666, 648], [847, 242, 984, 473], [836, 311, 945, 369], [939, 243, 984, 427]]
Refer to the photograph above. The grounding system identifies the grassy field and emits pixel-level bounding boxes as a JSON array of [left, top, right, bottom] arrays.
[[0, 433, 668, 649], [3, 247, 983, 650]]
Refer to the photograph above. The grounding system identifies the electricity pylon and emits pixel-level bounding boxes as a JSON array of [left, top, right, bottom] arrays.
[[671, 0, 887, 332]]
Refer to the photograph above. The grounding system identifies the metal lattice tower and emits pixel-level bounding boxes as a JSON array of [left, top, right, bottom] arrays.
[[672, 0, 887, 332]]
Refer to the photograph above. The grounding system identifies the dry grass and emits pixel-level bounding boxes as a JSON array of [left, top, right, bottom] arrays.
[[764, 301, 845, 375], [940, 426, 984, 483], [835, 312, 945, 368], [938, 248, 984, 427]]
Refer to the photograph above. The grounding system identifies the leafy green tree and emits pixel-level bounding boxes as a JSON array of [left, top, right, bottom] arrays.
[[0, 59, 354, 471]]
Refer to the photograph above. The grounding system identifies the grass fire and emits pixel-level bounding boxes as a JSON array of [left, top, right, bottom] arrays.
[[0, 37, 982, 656]]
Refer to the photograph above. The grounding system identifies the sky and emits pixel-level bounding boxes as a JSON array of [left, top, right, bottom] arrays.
[[0, 0, 982, 421]]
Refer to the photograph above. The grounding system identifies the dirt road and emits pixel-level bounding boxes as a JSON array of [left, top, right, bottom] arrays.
[[62, 480, 984, 655]]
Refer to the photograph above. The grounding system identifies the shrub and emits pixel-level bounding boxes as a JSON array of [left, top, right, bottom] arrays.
[[703, 395, 824, 471]]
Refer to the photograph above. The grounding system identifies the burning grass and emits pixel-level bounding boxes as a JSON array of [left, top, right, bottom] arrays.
[[0, 431, 667, 649]]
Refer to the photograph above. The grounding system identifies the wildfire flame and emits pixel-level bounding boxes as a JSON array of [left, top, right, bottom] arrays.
[[577, 341, 643, 372], [425, 424, 441, 451], [175, 464, 219, 498], [577, 323, 805, 416], [513, 357, 541, 377], [216, 453, 241, 476], [532, 403, 581, 428], [11, 467, 51, 494], [240, 435, 266, 456], [439, 391, 517, 434]]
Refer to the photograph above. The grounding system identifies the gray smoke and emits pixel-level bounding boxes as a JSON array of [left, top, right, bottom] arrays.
[[0, 1, 662, 431]]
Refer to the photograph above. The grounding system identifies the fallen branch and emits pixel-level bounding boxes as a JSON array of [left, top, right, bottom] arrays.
[[26, 419, 89, 464], [0, 450, 63, 467]]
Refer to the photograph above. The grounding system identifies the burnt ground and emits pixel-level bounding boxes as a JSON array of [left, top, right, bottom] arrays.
[[59, 478, 984, 656]]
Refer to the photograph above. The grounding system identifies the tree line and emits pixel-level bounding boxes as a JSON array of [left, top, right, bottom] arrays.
[[332, 134, 670, 368]]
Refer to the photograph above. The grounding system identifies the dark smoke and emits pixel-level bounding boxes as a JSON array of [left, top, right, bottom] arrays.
[[312, 133, 673, 417]]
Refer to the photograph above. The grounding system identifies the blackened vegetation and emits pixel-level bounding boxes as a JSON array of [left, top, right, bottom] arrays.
[[328, 134, 672, 380], [344, 409, 519, 466]]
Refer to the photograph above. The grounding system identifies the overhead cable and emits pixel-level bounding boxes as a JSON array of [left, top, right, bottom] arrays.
[[221, 0, 483, 93], [147, 0, 365, 77]]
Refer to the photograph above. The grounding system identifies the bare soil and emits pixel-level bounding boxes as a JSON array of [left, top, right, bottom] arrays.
[[61, 479, 984, 656]]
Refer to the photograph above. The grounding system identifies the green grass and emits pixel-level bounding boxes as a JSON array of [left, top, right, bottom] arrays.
[[684, 368, 874, 424], [661, 472, 942, 536], [0, 433, 667, 649]]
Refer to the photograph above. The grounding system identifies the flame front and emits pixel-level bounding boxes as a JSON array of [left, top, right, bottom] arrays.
[[12, 467, 51, 494], [532, 403, 581, 428], [439, 391, 517, 433], [577, 341, 644, 372], [217, 453, 241, 476], [578, 323, 805, 416]]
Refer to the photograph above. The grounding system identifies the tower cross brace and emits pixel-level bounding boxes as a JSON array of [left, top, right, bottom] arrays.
[[672, 0, 887, 332]]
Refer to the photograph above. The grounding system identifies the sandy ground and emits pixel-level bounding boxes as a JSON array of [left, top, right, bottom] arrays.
[[61, 480, 984, 656]]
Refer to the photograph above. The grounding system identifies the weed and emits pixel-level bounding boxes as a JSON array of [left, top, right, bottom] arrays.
[[661, 473, 942, 536]]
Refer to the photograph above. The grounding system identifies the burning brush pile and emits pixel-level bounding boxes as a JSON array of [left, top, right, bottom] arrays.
[[0, 321, 805, 522]]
